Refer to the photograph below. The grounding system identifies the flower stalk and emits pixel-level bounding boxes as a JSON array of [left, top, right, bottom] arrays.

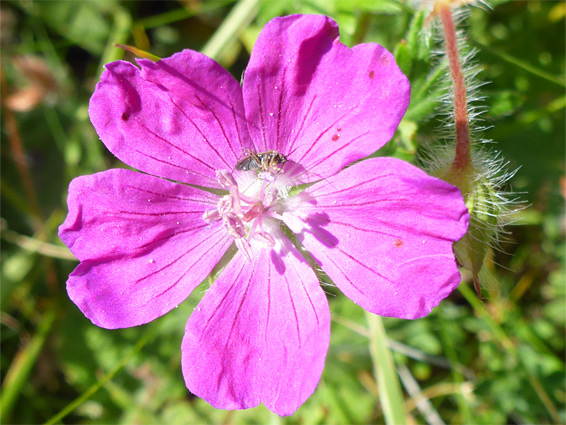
[[437, 0, 472, 173], [436, 0, 485, 299], [421, 0, 521, 301]]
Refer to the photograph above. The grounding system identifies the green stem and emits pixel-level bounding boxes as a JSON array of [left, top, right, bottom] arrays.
[[1, 224, 76, 261], [366, 312, 407, 425]]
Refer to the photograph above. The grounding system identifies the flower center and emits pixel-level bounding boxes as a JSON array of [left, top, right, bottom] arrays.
[[203, 170, 288, 261]]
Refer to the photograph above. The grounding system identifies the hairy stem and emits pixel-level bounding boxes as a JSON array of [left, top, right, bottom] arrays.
[[437, 0, 471, 172]]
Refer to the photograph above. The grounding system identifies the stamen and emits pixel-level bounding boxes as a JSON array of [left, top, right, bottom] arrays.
[[222, 214, 246, 239], [235, 238, 253, 262], [217, 195, 233, 215], [242, 202, 266, 223], [216, 170, 237, 188], [253, 231, 276, 248], [202, 209, 220, 223], [206, 168, 292, 259]]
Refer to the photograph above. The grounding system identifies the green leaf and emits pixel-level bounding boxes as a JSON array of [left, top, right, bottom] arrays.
[[394, 9, 427, 77], [488, 90, 525, 119]]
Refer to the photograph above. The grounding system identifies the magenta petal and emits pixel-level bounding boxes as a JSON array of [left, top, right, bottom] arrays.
[[59, 169, 232, 329], [243, 15, 410, 180], [89, 54, 245, 188], [182, 248, 330, 416], [139, 50, 251, 159], [291, 158, 469, 319]]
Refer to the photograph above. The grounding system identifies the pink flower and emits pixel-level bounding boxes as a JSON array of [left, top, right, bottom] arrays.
[[59, 15, 469, 416]]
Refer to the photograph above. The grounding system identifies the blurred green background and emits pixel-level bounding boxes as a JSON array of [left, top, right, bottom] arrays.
[[1, 0, 564, 424]]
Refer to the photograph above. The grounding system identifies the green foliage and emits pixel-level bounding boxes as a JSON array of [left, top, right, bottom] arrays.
[[1, 1, 564, 424]]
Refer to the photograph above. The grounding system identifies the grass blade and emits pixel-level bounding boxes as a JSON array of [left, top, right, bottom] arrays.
[[0, 308, 56, 423], [200, 0, 261, 63], [366, 312, 408, 425]]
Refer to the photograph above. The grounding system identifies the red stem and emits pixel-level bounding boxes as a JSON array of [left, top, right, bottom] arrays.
[[438, 1, 472, 171], [1, 66, 59, 293]]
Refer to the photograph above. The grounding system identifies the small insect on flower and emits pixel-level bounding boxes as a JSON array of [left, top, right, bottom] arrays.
[[235, 149, 287, 173]]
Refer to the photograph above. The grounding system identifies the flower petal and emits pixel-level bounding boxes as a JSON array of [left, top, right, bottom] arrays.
[[243, 15, 410, 180], [182, 247, 330, 416], [288, 158, 469, 319], [89, 52, 247, 187], [59, 169, 232, 329]]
